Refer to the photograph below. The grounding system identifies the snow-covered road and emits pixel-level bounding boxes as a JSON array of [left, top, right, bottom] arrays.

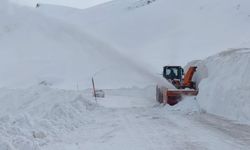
[[42, 91, 250, 150]]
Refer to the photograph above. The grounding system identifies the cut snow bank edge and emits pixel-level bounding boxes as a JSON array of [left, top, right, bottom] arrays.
[[188, 48, 250, 124]]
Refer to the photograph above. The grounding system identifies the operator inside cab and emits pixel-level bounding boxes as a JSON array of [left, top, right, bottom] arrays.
[[166, 68, 178, 80]]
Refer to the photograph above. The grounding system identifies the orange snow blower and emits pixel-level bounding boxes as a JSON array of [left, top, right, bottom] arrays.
[[156, 66, 198, 105]]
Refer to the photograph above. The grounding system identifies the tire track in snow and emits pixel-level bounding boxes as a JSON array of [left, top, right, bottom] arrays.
[[192, 113, 250, 148]]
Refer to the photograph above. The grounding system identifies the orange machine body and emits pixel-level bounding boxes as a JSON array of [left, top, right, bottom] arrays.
[[156, 66, 198, 105]]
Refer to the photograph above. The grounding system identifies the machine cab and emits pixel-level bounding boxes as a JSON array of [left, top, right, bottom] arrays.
[[163, 66, 184, 81]]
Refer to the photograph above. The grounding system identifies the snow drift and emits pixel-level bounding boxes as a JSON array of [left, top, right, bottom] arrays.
[[191, 48, 250, 124], [38, 0, 250, 70], [1, 0, 250, 149], [0, 0, 166, 89], [0, 85, 98, 150], [2, 0, 250, 89]]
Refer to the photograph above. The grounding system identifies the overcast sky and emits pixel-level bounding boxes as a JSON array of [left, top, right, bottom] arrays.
[[10, 0, 112, 9]]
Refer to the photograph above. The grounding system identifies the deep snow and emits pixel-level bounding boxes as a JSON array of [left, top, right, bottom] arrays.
[[10, 0, 113, 9], [1, 0, 250, 89], [188, 48, 250, 124], [1, 85, 250, 150], [0, 85, 98, 150], [38, 0, 250, 70], [1, 0, 250, 150], [0, 0, 168, 89]]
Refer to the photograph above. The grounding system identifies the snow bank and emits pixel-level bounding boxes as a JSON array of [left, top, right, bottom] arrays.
[[191, 48, 250, 124], [0, 85, 98, 150]]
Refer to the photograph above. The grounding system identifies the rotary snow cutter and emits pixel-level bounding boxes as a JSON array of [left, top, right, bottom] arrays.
[[156, 66, 198, 105]]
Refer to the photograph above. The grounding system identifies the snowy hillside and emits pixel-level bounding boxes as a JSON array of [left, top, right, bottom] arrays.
[[38, 0, 250, 69], [10, 0, 113, 9], [1, 0, 250, 150], [0, 0, 165, 89], [2, 0, 249, 89]]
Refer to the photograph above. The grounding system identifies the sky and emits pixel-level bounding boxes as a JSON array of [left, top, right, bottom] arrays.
[[10, 0, 112, 9]]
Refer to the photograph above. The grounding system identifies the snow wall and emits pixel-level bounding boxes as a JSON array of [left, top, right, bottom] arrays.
[[188, 48, 250, 124]]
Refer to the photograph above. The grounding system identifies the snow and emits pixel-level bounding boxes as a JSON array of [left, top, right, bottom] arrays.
[[10, 0, 113, 9], [0, 85, 98, 150], [1, 0, 250, 89], [1, 83, 250, 149], [1, 0, 250, 149], [165, 97, 201, 115], [0, 0, 169, 90], [188, 48, 250, 124], [37, 0, 250, 71], [1, 85, 250, 150]]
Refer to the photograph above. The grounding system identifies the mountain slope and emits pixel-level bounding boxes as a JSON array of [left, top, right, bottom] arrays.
[[38, 0, 250, 69], [0, 1, 165, 89]]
